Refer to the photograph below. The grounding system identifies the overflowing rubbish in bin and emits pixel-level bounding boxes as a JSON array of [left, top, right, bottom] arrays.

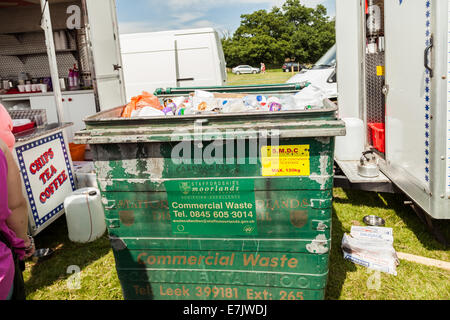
[[121, 84, 329, 118], [75, 84, 346, 300]]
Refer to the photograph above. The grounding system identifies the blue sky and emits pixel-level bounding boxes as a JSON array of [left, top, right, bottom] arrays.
[[116, 0, 336, 35]]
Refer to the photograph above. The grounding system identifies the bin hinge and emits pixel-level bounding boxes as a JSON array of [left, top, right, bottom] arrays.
[[310, 199, 332, 209]]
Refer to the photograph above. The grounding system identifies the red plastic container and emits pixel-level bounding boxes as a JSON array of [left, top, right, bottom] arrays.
[[12, 122, 36, 134], [368, 123, 385, 153]]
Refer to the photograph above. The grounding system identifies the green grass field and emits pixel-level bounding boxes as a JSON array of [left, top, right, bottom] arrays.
[[23, 69, 450, 300]]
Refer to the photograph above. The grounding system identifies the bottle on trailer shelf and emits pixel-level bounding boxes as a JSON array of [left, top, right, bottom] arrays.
[[73, 64, 80, 89], [68, 68, 74, 89]]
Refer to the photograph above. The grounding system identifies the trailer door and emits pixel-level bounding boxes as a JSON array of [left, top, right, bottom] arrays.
[[84, 0, 126, 111], [174, 31, 216, 87], [384, 0, 431, 188]]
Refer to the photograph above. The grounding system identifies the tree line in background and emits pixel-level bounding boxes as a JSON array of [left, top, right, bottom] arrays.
[[221, 0, 335, 69]]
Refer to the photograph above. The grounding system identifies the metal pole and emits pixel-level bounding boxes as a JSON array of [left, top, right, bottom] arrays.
[[40, 0, 65, 123]]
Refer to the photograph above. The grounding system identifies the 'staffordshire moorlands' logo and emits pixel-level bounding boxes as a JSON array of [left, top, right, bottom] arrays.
[[180, 182, 191, 195]]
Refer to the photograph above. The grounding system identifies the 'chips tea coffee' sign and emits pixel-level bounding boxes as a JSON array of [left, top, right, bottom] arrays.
[[15, 132, 76, 229]]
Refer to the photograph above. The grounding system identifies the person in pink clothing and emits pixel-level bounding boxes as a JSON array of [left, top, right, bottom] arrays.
[[0, 138, 34, 300], [0, 104, 15, 151]]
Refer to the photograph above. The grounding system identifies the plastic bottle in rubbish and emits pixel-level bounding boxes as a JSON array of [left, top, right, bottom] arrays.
[[136, 106, 165, 117], [269, 102, 282, 112], [184, 108, 197, 115], [243, 95, 257, 108], [172, 96, 185, 108], [179, 98, 193, 115], [163, 103, 177, 115], [267, 97, 282, 112], [198, 102, 208, 111], [184, 98, 193, 108], [223, 99, 246, 113], [256, 95, 268, 109], [163, 99, 173, 107]]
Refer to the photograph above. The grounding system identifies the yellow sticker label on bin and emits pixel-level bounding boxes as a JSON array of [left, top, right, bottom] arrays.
[[261, 145, 310, 177]]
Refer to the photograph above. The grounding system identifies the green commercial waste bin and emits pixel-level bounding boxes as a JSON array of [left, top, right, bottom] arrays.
[[75, 84, 345, 300]]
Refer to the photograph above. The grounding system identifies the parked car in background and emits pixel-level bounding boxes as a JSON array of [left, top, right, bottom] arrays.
[[232, 65, 260, 75], [282, 62, 303, 72]]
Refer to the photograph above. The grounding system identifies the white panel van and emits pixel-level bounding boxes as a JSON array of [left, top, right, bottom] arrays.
[[120, 28, 227, 101]]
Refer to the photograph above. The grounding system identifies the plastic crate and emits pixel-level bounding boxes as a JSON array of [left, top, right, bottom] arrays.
[[368, 123, 385, 153]]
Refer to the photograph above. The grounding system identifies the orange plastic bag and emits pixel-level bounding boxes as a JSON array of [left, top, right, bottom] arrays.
[[121, 91, 163, 118]]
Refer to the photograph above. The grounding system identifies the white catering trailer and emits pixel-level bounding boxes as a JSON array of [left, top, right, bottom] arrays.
[[1, 0, 227, 236], [335, 0, 450, 230], [0, 0, 126, 235]]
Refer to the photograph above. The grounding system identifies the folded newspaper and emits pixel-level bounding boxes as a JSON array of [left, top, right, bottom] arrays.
[[342, 226, 399, 275]]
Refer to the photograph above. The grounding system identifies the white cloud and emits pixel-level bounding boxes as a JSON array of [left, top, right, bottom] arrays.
[[191, 19, 215, 28], [171, 12, 205, 23]]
